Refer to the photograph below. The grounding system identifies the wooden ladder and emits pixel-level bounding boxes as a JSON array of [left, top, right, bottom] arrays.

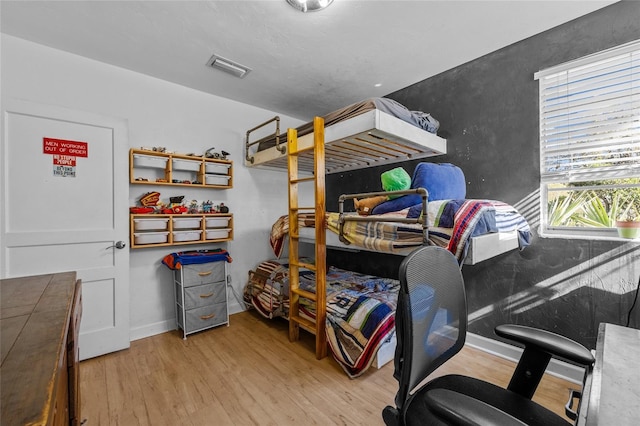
[[287, 116, 327, 359]]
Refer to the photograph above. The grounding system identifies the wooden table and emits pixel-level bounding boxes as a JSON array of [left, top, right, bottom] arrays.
[[1, 272, 82, 426], [578, 322, 640, 426]]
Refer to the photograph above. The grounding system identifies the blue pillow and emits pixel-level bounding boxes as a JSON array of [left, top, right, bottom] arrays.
[[371, 163, 466, 215]]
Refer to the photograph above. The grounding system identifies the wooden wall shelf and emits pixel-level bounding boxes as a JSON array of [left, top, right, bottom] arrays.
[[129, 148, 233, 189], [130, 213, 233, 249]]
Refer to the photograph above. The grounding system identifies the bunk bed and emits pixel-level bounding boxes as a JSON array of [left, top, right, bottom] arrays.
[[244, 97, 531, 372]]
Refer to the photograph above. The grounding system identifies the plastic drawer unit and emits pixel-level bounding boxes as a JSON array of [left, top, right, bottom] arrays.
[[174, 259, 229, 338]]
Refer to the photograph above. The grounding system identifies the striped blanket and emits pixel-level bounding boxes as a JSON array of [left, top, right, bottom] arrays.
[[325, 281, 399, 378], [270, 199, 530, 263], [244, 259, 399, 378], [325, 211, 451, 255]]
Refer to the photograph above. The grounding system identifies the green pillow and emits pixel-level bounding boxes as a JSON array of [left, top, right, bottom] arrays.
[[381, 167, 411, 199]]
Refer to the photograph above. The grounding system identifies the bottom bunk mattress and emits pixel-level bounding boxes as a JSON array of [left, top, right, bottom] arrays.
[[244, 259, 399, 378]]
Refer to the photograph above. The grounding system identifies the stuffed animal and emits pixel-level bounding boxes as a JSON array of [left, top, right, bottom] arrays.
[[353, 166, 412, 216], [354, 195, 388, 216]]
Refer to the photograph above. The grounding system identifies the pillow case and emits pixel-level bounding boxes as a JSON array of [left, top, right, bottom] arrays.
[[381, 167, 411, 199], [371, 163, 466, 215]]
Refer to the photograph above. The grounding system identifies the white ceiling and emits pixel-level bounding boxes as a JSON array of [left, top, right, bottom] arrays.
[[0, 0, 616, 120]]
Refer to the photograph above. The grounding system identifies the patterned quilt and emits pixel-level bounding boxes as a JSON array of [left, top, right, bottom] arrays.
[[244, 259, 399, 378], [269, 199, 531, 263]]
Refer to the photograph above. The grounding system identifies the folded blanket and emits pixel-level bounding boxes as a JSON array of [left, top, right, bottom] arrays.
[[162, 249, 232, 270], [326, 212, 432, 254]]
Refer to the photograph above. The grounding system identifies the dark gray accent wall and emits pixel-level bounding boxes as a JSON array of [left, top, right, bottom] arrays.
[[326, 1, 640, 349]]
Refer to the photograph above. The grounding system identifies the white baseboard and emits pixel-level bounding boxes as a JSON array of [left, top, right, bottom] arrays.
[[130, 304, 245, 342], [465, 332, 586, 385], [228, 301, 244, 315], [130, 319, 176, 341]]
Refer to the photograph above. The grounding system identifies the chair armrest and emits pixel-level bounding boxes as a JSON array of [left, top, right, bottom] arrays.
[[495, 324, 594, 366], [425, 388, 528, 426], [495, 324, 595, 399]]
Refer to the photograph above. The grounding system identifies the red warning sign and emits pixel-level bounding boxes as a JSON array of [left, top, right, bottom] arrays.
[[43, 138, 88, 157], [53, 155, 77, 166]]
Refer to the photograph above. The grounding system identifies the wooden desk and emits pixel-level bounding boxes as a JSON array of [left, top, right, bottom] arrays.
[[1, 272, 82, 426], [578, 322, 640, 426]]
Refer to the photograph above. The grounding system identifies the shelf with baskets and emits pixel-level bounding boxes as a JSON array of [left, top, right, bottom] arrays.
[[130, 213, 233, 249], [129, 148, 233, 188]]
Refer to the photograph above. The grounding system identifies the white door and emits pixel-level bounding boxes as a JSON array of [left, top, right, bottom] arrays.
[[1, 99, 130, 360]]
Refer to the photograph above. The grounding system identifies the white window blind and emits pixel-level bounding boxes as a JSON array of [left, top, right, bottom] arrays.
[[535, 40, 640, 184]]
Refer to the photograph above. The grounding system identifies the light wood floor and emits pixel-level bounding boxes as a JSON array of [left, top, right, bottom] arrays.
[[80, 310, 579, 425]]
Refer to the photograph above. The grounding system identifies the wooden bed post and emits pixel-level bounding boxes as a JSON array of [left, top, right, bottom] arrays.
[[287, 117, 328, 360]]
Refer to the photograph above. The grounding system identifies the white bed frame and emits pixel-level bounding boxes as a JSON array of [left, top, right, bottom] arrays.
[[245, 109, 447, 174], [298, 226, 521, 266]]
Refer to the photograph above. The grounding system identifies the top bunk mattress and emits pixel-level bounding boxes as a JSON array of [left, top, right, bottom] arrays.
[[245, 98, 447, 174]]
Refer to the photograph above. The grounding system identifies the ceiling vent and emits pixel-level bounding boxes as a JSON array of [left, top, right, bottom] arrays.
[[206, 54, 251, 79]]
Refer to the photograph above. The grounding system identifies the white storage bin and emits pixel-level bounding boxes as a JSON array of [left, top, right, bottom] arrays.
[[134, 231, 169, 245], [172, 158, 201, 172], [205, 175, 231, 186], [205, 228, 231, 240], [133, 154, 167, 169], [205, 162, 231, 175], [173, 230, 203, 242], [172, 217, 202, 230], [205, 217, 231, 228], [133, 218, 170, 231]]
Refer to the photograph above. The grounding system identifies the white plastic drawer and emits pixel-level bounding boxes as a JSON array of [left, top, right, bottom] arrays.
[[205, 217, 231, 228], [205, 162, 231, 175], [205, 175, 231, 186], [172, 230, 202, 242], [133, 154, 167, 169], [172, 158, 201, 172], [133, 218, 169, 231], [176, 262, 225, 287], [205, 228, 231, 240], [172, 217, 202, 230], [134, 231, 169, 245]]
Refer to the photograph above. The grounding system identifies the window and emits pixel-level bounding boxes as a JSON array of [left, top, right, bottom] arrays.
[[535, 40, 640, 239]]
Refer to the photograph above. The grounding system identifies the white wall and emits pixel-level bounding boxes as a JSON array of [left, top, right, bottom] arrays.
[[1, 34, 305, 340]]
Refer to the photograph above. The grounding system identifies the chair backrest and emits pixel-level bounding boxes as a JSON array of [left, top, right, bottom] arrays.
[[393, 246, 468, 410]]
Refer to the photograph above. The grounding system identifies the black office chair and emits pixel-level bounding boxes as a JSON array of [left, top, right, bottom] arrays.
[[383, 246, 595, 426]]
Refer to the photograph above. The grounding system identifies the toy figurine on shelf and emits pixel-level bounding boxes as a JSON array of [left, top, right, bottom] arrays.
[[172, 204, 188, 214], [202, 201, 214, 213], [139, 191, 160, 207], [154, 201, 169, 214], [169, 195, 184, 206], [205, 147, 229, 160], [219, 203, 229, 213], [188, 200, 199, 214]]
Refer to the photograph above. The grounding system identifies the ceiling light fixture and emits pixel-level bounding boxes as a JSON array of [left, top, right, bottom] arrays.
[[286, 0, 334, 13], [206, 54, 251, 79]]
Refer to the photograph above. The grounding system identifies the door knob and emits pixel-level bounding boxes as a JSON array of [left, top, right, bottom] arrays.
[[106, 241, 126, 250]]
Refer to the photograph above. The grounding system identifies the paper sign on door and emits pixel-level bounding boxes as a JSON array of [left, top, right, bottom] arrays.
[[43, 137, 88, 177]]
